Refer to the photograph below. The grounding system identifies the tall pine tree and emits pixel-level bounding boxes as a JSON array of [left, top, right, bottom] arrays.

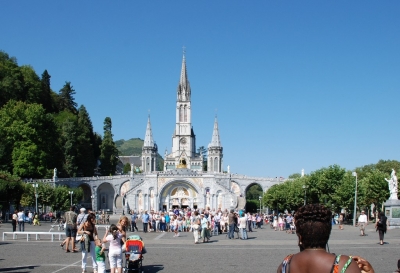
[[58, 81, 77, 114], [76, 105, 95, 176], [99, 117, 118, 176]]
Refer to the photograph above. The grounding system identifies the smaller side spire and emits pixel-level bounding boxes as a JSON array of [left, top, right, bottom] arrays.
[[143, 115, 155, 147], [209, 116, 221, 147]]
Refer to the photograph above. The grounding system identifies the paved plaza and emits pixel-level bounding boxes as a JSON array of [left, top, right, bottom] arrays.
[[1, 219, 399, 273]]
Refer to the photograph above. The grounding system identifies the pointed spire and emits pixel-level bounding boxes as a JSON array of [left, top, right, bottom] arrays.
[[177, 48, 191, 101], [209, 116, 221, 147], [144, 115, 154, 147]]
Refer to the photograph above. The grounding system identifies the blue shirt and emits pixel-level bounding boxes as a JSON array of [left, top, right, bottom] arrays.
[[131, 213, 137, 222], [165, 215, 170, 223], [141, 213, 149, 223]]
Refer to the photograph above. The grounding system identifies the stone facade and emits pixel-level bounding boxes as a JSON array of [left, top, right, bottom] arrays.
[[48, 52, 285, 213]]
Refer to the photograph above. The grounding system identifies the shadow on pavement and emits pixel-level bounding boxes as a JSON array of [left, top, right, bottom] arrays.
[[0, 265, 38, 272], [142, 264, 164, 272]]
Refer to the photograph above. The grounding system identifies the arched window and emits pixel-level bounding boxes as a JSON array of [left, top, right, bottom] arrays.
[[146, 157, 150, 172], [214, 157, 218, 172], [210, 157, 214, 172], [184, 106, 187, 122], [179, 106, 183, 122]]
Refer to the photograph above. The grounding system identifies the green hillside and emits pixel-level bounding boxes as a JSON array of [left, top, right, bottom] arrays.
[[116, 138, 164, 171], [115, 138, 144, 156]]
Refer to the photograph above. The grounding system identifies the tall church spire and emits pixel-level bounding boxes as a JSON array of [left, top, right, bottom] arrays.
[[209, 116, 221, 147], [143, 115, 154, 147], [177, 49, 191, 102]]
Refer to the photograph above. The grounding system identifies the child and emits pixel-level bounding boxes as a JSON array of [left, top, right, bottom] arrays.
[[95, 238, 106, 273], [103, 224, 124, 273]]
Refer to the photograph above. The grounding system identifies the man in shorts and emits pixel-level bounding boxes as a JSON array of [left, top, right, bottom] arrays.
[[64, 206, 78, 252]]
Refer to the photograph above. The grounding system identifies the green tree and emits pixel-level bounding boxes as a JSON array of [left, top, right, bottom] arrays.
[[0, 172, 24, 217], [58, 82, 77, 114], [358, 170, 388, 211], [99, 117, 119, 175], [40, 70, 55, 113], [123, 163, 131, 174], [0, 51, 24, 107], [76, 105, 95, 176], [61, 120, 78, 177], [246, 184, 263, 200], [20, 65, 42, 104], [0, 100, 58, 177]]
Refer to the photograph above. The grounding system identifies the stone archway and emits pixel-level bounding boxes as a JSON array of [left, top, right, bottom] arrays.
[[78, 183, 92, 209], [115, 181, 130, 209], [97, 183, 115, 213], [244, 182, 263, 213], [159, 180, 201, 210]]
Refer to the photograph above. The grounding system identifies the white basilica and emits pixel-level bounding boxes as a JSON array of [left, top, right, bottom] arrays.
[[53, 52, 283, 213]]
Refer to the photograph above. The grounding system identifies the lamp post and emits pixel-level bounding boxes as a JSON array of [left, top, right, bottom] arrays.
[[302, 185, 309, 205], [69, 191, 74, 206], [259, 196, 262, 213], [32, 183, 38, 214], [352, 172, 358, 227]]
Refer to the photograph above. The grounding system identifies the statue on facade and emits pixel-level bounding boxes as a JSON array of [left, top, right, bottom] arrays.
[[53, 168, 58, 178], [385, 169, 398, 200]]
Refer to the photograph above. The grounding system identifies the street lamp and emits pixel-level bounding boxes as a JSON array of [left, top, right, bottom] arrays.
[[69, 191, 74, 206], [302, 185, 309, 205], [259, 196, 262, 213], [352, 172, 358, 227], [32, 183, 38, 214]]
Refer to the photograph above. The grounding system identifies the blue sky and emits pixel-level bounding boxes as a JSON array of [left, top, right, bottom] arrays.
[[2, 1, 399, 178]]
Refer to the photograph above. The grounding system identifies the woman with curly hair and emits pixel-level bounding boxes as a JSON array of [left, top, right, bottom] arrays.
[[277, 204, 375, 273]]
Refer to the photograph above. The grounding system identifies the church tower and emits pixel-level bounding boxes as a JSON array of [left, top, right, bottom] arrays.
[[208, 116, 223, 173], [164, 50, 203, 171], [142, 115, 158, 173]]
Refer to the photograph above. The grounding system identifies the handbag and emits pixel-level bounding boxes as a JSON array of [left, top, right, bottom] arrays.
[[192, 224, 199, 230]]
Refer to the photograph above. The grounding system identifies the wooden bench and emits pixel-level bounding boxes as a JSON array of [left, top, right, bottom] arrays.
[[2, 231, 64, 242]]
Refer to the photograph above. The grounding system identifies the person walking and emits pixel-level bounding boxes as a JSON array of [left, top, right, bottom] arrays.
[[103, 224, 123, 273], [191, 211, 201, 244], [357, 210, 368, 236], [64, 206, 78, 253], [375, 211, 388, 245], [78, 214, 98, 273], [338, 213, 344, 230]]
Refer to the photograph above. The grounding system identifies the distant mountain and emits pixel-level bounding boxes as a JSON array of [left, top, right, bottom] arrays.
[[115, 138, 164, 171], [115, 138, 144, 156]]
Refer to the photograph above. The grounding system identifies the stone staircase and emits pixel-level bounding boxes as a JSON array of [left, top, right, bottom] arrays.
[[237, 196, 246, 210]]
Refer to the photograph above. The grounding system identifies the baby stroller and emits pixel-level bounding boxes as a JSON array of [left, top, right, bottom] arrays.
[[125, 235, 146, 273]]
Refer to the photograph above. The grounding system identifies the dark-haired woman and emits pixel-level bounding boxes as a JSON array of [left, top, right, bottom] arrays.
[[375, 211, 388, 245], [277, 204, 375, 273], [78, 214, 98, 273]]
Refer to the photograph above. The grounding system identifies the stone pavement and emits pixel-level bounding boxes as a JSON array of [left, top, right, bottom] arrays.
[[1, 219, 399, 273]]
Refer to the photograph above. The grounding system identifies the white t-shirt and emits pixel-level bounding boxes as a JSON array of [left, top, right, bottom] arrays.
[[106, 233, 122, 256], [358, 214, 368, 223], [17, 212, 24, 222]]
